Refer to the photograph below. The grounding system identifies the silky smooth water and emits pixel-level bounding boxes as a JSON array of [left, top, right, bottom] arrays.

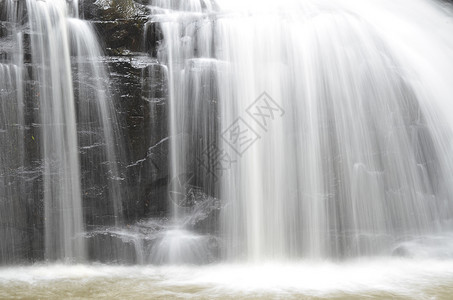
[[153, 0, 453, 262], [217, 0, 453, 260], [2, 0, 453, 297], [0, 0, 124, 262]]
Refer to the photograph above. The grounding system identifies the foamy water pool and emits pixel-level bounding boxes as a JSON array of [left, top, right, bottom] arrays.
[[1, 259, 453, 299]]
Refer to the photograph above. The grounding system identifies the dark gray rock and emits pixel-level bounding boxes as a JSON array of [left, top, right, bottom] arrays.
[[86, 230, 139, 264], [103, 56, 169, 221], [80, 0, 151, 55], [0, 0, 172, 264], [79, 0, 150, 21]]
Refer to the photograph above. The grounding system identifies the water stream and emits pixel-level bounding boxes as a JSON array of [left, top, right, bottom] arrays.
[[2, 0, 453, 298]]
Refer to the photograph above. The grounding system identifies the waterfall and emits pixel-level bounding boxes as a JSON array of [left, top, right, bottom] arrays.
[[216, 1, 451, 260], [25, 0, 86, 261], [0, 0, 124, 262], [0, 0, 27, 263], [152, 0, 217, 220], [68, 18, 124, 227], [1, 0, 453, 266], [27, 0, 124, 260], [152, 0, 453, 262], [3, 0, 453, 297]]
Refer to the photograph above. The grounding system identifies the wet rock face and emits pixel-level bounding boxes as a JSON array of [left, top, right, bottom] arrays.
[[75, 0, 170, 226], [76, 0, 223, 262], [94, 20, 145, 55], [79, 0, 150, 21], [0, 0, 173, 263], [72, 53, 170, 228], [80, 0, 150, 54], [0, 1, 7, 22], [101, 56, 170, 223], [0, 22, 6, 39], [0, 64, 46, 264]]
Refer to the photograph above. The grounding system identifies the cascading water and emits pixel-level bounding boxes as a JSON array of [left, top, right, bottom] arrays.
[[26, 0, 87, 260], [0, 0, 124, 262], [68, 18, 124, 227], [141, 0, 221, 264], [216, 0, 453, 260], [149, 0, 453, 262], [0, 54, 25, 264], [1, 0, 453, 297], [0, 0, 27, 263]]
